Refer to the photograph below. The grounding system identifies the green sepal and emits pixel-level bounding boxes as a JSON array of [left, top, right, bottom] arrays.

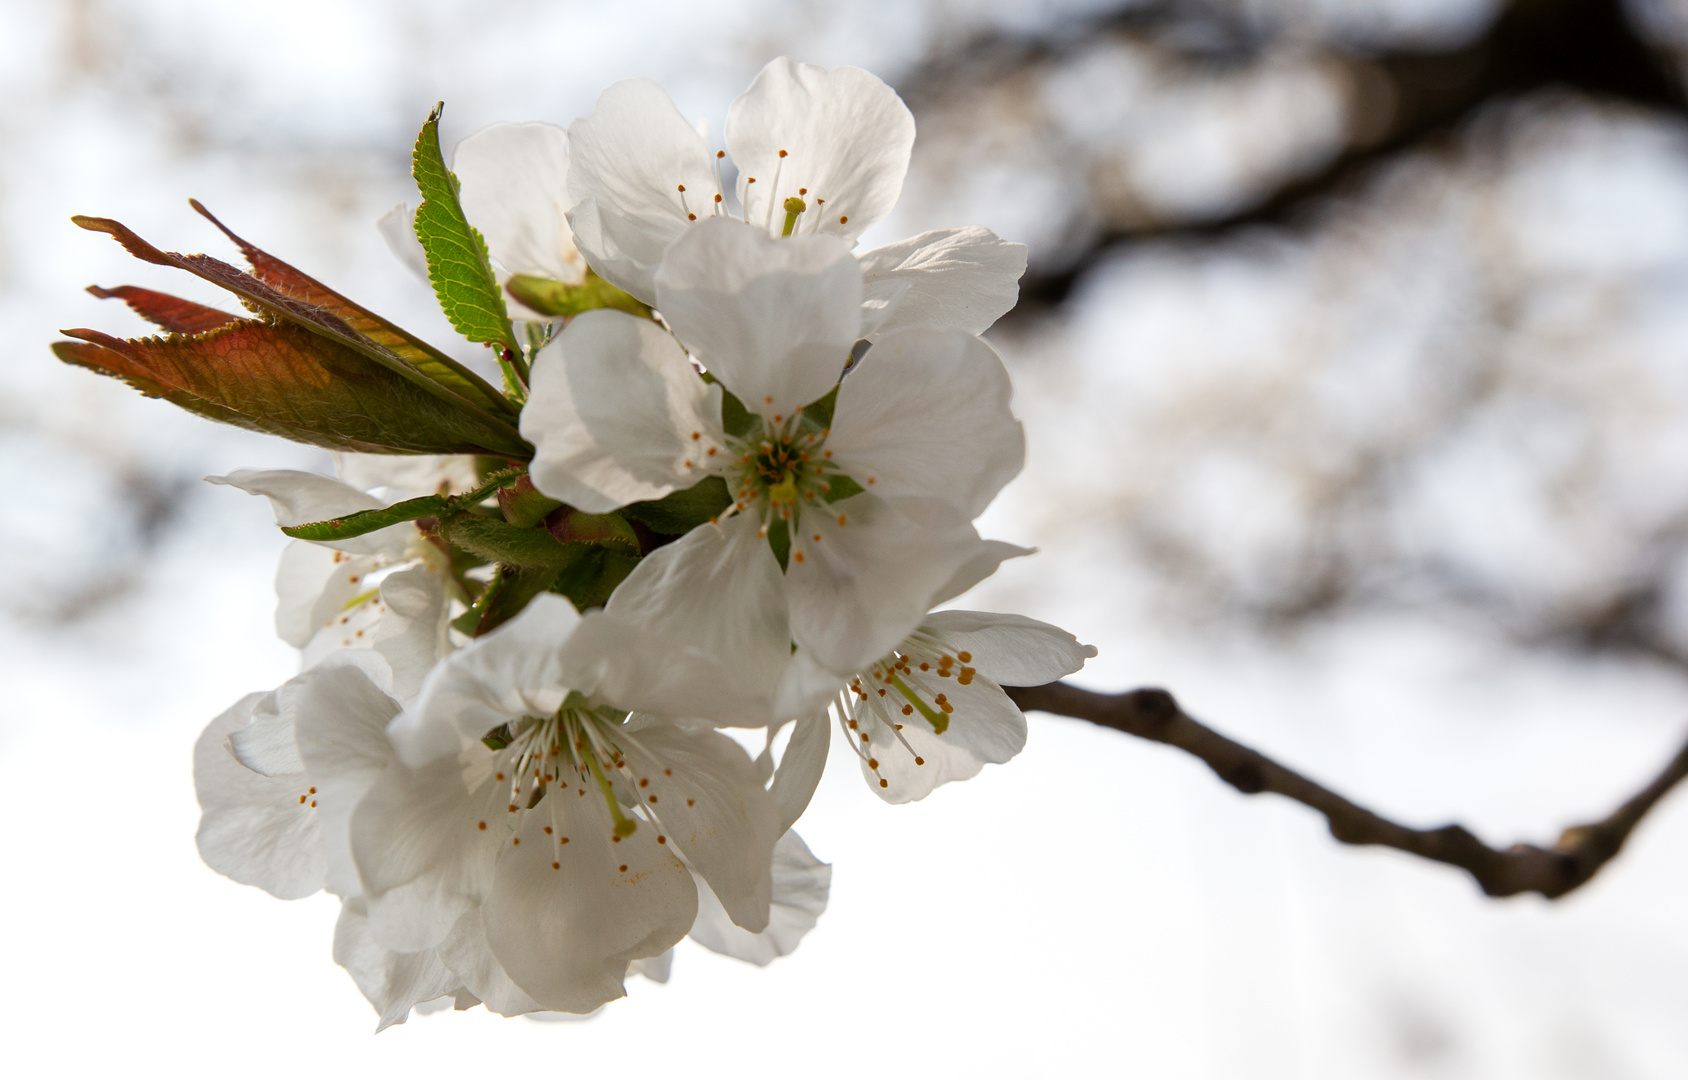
[[546, 508, 640, 551], [802, 384, 838, 430], [719, 387, 757, 439], [497, 475, 563, 529], [823, 474, 865, 503], [441, 515, 577, 570], [767, 517, 791, 572], [506, 272, 652, 319], [548, 544, 640, 611], [454, 564, 557, 637], [622, 476, 733, 535], [412, 103, 522, 358]]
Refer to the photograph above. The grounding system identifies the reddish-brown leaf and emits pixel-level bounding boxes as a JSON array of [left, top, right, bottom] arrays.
[[86, 284, 238, 335], [70, 214, 522, 443], [187, 200, 512, 415], [55, 321, 531, 456]]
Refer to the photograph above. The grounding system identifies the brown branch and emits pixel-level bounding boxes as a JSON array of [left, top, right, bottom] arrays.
[[1005, 681, 1688, 898]]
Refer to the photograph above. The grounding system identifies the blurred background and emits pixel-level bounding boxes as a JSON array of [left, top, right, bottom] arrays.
[[4, 0, 1688, 1075]]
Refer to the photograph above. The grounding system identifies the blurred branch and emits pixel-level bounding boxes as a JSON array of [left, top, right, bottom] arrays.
[[1006, 681, 1688, 898], [910, 0, 1688, 309]]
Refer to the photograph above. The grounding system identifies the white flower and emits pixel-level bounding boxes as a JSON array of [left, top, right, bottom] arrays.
[[194, 602, 826, 1023], [193, 655, 476, 1030], [352, 594, 782, 1014], [832, 611, 1097, 803], [565, 56, 1026, 337], [379, 122, 587, 318], [208, 456, 472, 702], [521, 219, 1025, 699]]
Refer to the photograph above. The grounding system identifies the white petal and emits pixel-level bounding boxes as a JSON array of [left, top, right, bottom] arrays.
[[629, 950, 673, 984], [274, 541, 381, 650], [863, 673, 1026, 804], [857, 226, 1027, 337], [333, 453, 479, 502], [388, 592, 583, 767], [558, 610, 769, 725], [689, 830, 830, 966], [333, 898, 462, 1032], [377, 204, 430, 285], [827, 329, 1025, 520], [351, 756, 505, 951], [725, 58, 914, 244], [618, 719, 779, 931], [437, 908, 545, 1017], [654, 218, 860, 419], [772, 648, 846, 724], [454, 121, 583, 284], [929, 539, 1034, 608], [606, 513, 791, 711], [289, 664, 404, 898], [768, 709, 829, 834], [921, 610, 1097, 686], [523, 310, 722, 513], [193, 693, 325, 899], [785, 493, 980, 674], [482, 783, 696, 1014], [565, 78, 718, 303], [208, 469, 409, 556], [371, 566, 453, 705], [226, 698, 304, 776]]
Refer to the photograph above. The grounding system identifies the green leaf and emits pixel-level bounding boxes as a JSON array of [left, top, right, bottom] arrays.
[[548, 545, 640, 611], [67, 213, 528, 453], [622, 476, 733, 535], [506, 271, 652, 319], [54, 325, 529, 456], [412, 103, 521, 357]]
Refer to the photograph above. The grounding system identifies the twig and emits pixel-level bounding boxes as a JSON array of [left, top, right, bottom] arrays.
[[1005, 682, 1688, 898]]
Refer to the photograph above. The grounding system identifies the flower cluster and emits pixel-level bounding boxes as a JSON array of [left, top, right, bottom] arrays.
[[59, 58, 1094, 1028]]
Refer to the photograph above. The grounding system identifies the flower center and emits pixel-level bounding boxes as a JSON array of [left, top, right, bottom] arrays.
[[834, 632, 979, 790], [482, 695, 641, 837], [725, 413, 847, 543]]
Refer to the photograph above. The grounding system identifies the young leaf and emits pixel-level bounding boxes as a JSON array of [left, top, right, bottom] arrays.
[[188, 200, 513, 418], [70, 214, 528, 450], [281, 464, 527, 540], [412, 103, 521, 356], [622, 476, 733, 535], [86, 285, 237, 335], [54, 323, 530, 456], [279, 494, 451, 542]]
